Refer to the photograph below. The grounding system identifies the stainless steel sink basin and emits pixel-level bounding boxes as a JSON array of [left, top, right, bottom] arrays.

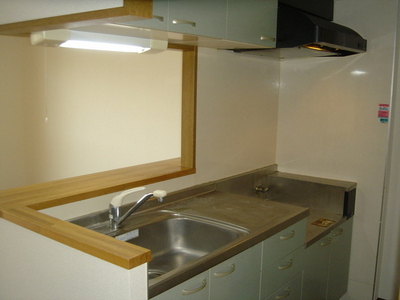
[[69, 209, 249, 282], [116, 216, 246, 279]]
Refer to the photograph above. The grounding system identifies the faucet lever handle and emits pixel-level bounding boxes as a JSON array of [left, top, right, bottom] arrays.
[[153, 190, 167, 202], [110, 187, 146, 207], [153, 190, 167, 198]]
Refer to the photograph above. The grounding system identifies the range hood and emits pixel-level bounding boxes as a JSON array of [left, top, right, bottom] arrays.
[[235, 3, 367, 59]]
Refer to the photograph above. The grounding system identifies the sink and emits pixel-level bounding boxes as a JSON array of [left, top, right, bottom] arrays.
[[115, 216, 247, 279], [69, 209, 249, 281]]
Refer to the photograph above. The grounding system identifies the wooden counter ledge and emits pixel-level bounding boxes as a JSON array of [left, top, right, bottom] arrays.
[[0, 158, 195, 269]]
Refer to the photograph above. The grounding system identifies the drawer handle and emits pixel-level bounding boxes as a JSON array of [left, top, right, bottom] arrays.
[[153, 15, 164, 22], [278, 259, 293, 271], [332, 228, 344, 237], [275, 288, 291, 299], [280, 230, 295, 240], [213, 263, 235, 278], [172, 19, 196, 27], [260, 35, 276, 42], [321, 237, 332, 247], [182, 279, 207, 296]]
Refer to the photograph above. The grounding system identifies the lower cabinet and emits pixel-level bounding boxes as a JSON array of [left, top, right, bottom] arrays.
[[151, 218, 353, 300], [327, 219, 353, 300], [302, 218, 353, 300], [151, 243, 262, 300]]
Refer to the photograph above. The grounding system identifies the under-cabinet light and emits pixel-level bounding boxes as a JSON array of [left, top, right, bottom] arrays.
[[31, 29, 167, 53]]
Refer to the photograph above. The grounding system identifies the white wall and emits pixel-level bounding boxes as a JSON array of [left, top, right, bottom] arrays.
[[43, 48, 280, 220], [276, 0, 398, 299], [4, 37, 182, 186], [0, 36, 29, 188], [0, 218, 148, 300]]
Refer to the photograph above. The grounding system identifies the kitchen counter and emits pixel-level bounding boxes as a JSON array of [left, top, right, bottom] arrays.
[[69, 188, 310, 297]]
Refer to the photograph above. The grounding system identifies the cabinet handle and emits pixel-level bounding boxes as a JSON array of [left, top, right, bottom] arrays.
[[260, 35, 276, 42], [278, 259, 293, 271], [332, 228, 344, 237], [321, 237, 332, 247], [181, 279, 207, 296], [280, 230, 295, 240], [153, 15, 164, 22], [213, 263, 235, 278], [275, 288, 291, 299], [172, 19, 196, 27]]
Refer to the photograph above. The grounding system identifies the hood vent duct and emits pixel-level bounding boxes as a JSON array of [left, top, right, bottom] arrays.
[[235, 3, 367, 59]]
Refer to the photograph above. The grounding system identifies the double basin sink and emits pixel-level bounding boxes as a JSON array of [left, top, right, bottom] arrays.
[[69, 209, 249, 283]]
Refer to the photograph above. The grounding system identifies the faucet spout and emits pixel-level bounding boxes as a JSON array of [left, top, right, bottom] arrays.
[[109, 187, 167, 229]]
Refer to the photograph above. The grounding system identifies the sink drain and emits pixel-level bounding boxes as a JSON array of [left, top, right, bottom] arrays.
[[148, 269, 166, 280]]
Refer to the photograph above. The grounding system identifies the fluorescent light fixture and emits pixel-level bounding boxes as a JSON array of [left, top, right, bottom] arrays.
[[31, 29, 167, 53]]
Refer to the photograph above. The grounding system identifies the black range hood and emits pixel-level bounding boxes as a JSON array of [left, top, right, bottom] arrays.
[[235, 2, 367, 59]]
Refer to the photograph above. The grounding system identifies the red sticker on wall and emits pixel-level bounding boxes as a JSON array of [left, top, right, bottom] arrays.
[[378, 104, 390, 123]]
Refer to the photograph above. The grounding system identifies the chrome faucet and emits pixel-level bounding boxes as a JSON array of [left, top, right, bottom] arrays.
[[109, 187, 167, 229]]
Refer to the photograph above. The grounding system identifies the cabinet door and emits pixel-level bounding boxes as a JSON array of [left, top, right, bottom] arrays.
[[151, 271, 209, 300], [119, 0, 169, 30], [168, 0, 227, 38], [327, 219, 353, 300], [209, 243, 262, 300], [227, 0, 277, 47], [301, 235, 331, 300]]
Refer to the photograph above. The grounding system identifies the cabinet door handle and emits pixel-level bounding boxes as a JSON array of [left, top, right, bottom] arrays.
[[278, 259, 293, 271], [332, 228, 344, 237], [260, 35, 276, 42], [153, 15, 164, 22], [213, 263, 235, 278], [172, 19, 196, 27], [321, 237, 332, 247], [275, 288, 291, 299], [181, 279, 207, 296], [280, 230, 295, 240]]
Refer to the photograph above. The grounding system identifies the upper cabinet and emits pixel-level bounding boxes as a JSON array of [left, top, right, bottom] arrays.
[[0, 0, 277, 49], [122, 0, 227, 38], [227, 0, 277, 48], [124, 0, 278, 48], [168, 0, 227, 38]]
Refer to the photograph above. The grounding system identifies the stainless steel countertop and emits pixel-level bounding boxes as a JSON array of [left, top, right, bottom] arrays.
[[146, 190, 309, 297]]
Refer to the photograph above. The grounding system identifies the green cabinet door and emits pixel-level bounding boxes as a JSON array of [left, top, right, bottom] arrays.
[[227, 0, 277, 47], [209, 243, 262, 300], [168, 0, 227, 38], [327, 219, 353, 300]]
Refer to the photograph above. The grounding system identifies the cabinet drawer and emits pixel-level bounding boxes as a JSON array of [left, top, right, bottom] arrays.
[[262, 218, 306, 267], [260, 246, 304, 299], [151, 271, 209, 300], [209, 243, 262, 300], [265, 272, 302, 300]]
